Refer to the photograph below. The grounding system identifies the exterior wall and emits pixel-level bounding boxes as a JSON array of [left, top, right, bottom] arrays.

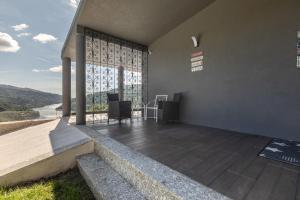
[[148, 0, 300, 140]]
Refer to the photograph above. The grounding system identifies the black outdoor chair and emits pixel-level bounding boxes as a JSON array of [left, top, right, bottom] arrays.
[[157, 93, 182, 122], [107, 93, 132, 124]]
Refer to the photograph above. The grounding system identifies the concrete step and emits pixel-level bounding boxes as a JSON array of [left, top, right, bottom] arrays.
[[78, 126, 230, 200], [77, 153, 146, 200]]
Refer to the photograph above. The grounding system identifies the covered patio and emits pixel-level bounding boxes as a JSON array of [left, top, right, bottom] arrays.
[[61, 0, 300, 199], [61, 0, 217, 125]]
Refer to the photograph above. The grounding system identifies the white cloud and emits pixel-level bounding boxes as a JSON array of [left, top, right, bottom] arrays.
[[49, 65, 63, 73], [69, 0, 80, 8], [17, 32, 31, 37], [12, 24, 29, 31], [33, 65, 75, 73], [32, 69, 44, 73], [0, 32, 20, 52], [33, 33, 57, 44], [49, 65, 75, 73]]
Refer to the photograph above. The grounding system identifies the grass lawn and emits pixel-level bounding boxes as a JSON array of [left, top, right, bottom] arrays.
[[0, 168, 94, 200]]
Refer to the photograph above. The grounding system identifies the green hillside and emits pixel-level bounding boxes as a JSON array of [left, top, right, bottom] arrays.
[[0, 84, 61, 111]]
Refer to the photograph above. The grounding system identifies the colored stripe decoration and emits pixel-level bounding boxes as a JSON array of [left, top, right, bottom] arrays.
[[191, 51, 204, 72]]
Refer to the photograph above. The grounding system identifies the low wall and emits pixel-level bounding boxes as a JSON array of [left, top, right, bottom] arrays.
[[0, 119, 53, 136], [0, 141, 94, 187]]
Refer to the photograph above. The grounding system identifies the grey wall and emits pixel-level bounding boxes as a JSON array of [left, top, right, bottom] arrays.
[[148, 0, 300, 140]]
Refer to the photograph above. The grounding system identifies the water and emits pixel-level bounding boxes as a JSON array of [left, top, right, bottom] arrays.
[[33, 104, 62, 119]]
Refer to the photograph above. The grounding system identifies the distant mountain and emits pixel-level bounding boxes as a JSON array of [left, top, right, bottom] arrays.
[[0, 84, 61, 111]]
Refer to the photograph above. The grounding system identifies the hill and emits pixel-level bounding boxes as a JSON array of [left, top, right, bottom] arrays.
[[0, 84, 61, 111]]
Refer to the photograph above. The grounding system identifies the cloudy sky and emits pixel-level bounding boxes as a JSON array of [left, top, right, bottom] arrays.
[[0, 0, 79, 95]]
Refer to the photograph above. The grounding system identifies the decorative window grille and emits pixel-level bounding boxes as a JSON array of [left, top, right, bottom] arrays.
[[85, 28, 148, 123]]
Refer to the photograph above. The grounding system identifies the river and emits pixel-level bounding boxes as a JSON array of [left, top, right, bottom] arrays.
[[33, 104, 62, 119]]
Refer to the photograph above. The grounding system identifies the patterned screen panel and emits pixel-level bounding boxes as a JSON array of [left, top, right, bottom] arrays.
[[85, 29, 148, 122]]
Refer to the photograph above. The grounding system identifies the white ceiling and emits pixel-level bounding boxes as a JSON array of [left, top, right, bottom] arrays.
[[62, 0, 215, 60]]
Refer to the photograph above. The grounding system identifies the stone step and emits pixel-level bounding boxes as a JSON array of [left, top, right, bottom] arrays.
[[78, 126, 230, 200], [77, 153, 146, 200]]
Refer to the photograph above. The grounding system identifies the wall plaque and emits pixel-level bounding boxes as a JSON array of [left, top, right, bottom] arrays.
[[191, 51, 204, 72]]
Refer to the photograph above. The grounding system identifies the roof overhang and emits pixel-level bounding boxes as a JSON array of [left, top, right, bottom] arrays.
[[61, 0, 215, 60]]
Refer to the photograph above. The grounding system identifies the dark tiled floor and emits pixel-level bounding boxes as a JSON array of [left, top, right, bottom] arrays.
[[93, 119, 300, 200]]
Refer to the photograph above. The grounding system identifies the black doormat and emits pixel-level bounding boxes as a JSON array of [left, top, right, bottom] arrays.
[[259, 138, 300, 166]]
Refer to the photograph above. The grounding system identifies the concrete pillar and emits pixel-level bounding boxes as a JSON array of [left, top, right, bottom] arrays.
[[76, 26, 86, 125], [62, 57, 71, 116]]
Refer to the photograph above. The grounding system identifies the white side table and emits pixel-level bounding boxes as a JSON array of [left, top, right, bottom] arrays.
[[143, 104, 158, 122]]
